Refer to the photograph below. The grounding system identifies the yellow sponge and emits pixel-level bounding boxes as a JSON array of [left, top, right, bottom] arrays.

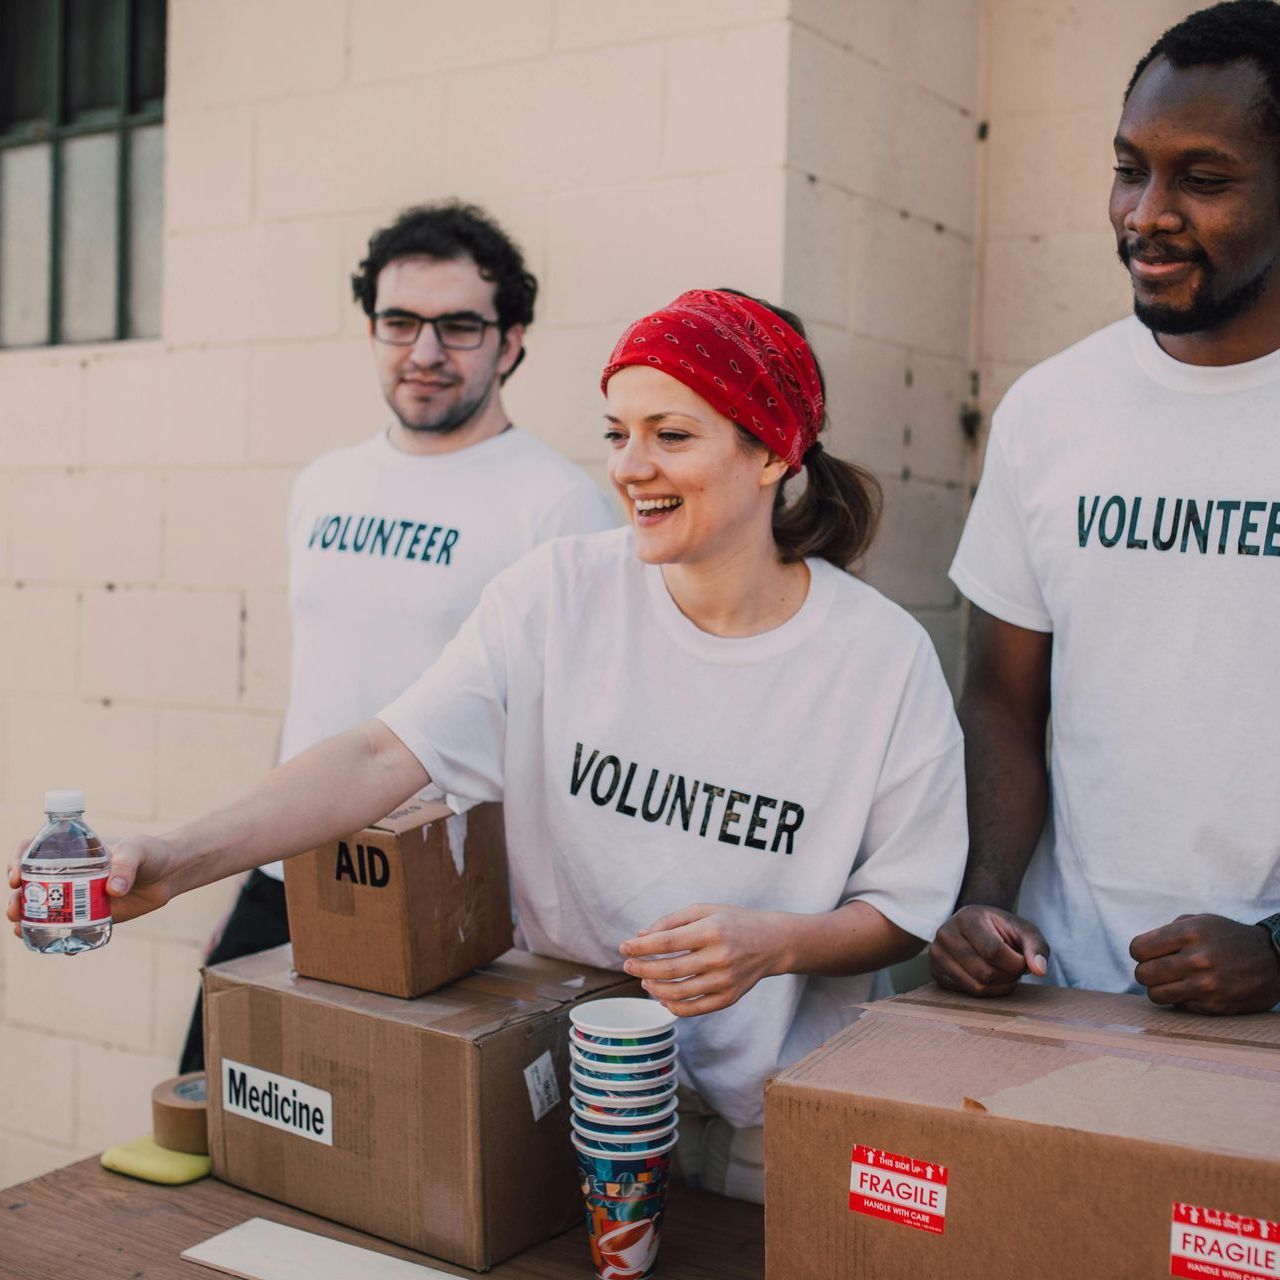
[[100, 1135, 211, 1185]]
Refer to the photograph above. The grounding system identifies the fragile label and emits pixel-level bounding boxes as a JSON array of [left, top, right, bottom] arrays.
[[222, 1060, 333, 1146], [523, 1050, 561, 1122], [21, 873, 110, 926], [1170, 1203, 1280, 1280], [850, 1144, 948, 1235]]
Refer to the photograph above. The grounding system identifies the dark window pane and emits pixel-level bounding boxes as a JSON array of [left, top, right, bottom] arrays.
[[0, 0, 54, 132], [130, 0, 166, 109], [0, 143, 53, 345], [65, 0, 123, 122]]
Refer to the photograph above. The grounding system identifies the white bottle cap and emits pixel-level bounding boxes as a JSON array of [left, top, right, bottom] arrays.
[[43, 789, 86, 814]]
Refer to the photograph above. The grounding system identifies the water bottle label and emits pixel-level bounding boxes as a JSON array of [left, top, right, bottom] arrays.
[[21, 874, 111, 926]]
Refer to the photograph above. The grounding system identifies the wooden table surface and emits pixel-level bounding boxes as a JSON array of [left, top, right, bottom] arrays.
[[0, 1158, 763, 1279]]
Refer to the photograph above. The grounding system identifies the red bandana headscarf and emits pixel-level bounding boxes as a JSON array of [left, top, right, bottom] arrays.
[[600, 289, 824, 475]]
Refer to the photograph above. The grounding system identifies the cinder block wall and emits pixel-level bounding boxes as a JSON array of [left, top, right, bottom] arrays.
[[0, 0, 1198, 1186], [975, 0, 1201, 433], [787, 0, 982, 687]]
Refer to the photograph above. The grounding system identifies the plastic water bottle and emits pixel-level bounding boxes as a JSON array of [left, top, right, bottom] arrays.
[[20, 790, 112, 955]]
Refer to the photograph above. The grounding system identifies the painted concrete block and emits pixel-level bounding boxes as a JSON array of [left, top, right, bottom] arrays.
[[154, 708, 280, 819], [164, 107, 253, 231], [84, 347, 249, 468], [981, 229, 1130, 367], [544, 169, 787, 327], [663, 23, 789, 174], [240, 587, 290, 714], [0, 353, 84, 468], [247, 340, 380, 465], [6, 698, 156, 822], [168, 0, 345, 109], [0, 1024, 75, 1143], [4, 934, 154, 1052], [555, 0, 786, 48], [349, 0, 553, 81], [0, 587, 79, 697], [162, 469, 293, 590], [74, 1042, 177, 1151], [862, 473, 967, 610], [255, 81, 448, 221], [80, 587, 242, 706], [446, 44, 664, 194], [9, 470, 164, 585]]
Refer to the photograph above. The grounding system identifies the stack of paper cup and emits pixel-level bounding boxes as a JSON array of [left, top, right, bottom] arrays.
[[569, 997, 678, 1280]]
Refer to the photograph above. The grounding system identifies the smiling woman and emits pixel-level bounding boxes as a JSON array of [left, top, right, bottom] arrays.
[[9, 288, 969, 1205], [601, 289, 881, 593]]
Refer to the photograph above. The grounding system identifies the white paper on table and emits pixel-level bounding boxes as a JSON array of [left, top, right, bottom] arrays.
[[181, 1218, 460, 1280]]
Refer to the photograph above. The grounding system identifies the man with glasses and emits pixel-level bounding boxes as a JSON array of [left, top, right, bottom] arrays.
[[180, 201, 613, 1071]]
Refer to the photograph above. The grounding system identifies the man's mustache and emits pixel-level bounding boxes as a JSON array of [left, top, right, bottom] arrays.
[[1118, 237, 1207, 267]]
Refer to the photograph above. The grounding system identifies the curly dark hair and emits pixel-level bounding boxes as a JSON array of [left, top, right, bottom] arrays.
[[350, 201, 537, 378], [1126, 1, 1280, 149]]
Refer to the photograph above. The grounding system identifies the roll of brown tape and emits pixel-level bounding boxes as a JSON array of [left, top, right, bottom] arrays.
[[152, 1071, 208, 1155]]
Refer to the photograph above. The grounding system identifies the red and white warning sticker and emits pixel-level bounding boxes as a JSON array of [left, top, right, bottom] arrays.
[[1170, 1203, 1280, 1280], [849, 1144, 948, 1235]]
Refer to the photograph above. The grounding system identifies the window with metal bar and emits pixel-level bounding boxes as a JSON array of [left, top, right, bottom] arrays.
[[0, 0, 166, 348]]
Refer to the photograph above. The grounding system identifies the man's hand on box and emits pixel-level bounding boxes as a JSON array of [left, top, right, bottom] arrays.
[[928, 904, 1050, 997], [618, 903, 792, 1017], [7, 833, 181, 936], [1130, 913, 1280, 1015]]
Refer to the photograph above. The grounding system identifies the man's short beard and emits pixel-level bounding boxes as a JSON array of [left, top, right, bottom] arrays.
[[1120, 242, 1275, 336], [392, 377, 495, 436]]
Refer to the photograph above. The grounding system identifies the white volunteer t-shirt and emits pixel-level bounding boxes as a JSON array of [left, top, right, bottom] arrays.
[[262, 427, 614, 879], [379, 528, 966, 1128], [950, 316, 1280, 992]]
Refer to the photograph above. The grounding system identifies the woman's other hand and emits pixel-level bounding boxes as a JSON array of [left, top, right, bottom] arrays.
[[618, 903, 793, 1016]]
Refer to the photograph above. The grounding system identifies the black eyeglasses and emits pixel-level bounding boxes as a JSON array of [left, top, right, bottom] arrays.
[[372, 310, 502, 349]]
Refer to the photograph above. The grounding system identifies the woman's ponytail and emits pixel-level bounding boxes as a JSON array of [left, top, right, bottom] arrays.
[[771, 445, 882, 569], [715, 287, 883, 571]]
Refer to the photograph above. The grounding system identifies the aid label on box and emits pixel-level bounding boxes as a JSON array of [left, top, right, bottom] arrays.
[[1170, 1203, 1280, 1280], [850, 1144, 948, 1235]]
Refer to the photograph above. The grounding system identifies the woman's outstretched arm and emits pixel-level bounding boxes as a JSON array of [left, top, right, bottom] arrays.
[[8, 719, 429, 930]]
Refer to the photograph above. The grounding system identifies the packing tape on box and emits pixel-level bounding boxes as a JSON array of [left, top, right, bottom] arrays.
[[152, 1071, 209, 1155]]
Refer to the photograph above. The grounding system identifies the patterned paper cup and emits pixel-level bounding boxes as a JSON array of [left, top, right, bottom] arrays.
[[571, 1027, 677, 1050], [571, 1041, 677, 1066], [573, 1130, 678, 1162], [571, 1096, 678, 1124], [570, 997, 678, 1040], [574, 1136, 675, 1195], [573, 1116, 678, 1147], [575, 1128, 676, 1280], [570, 1046, 676, 1077], [582, 1191, 666, 1280], [570, 1068, 678, 1098], [571, 1119, 678, 1154]]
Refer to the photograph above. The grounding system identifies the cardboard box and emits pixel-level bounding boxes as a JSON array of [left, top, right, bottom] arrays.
[[283, 798, 512, 998], [765, 982, 1280, 1280], [205, 944, 639, 1270]]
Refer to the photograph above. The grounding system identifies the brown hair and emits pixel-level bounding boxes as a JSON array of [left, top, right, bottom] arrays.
[[721, 290, 881, 569]]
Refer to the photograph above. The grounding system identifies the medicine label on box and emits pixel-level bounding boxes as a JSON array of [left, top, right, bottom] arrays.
[[849, 1144, 948, 1235], [523, 1050, 561, 1121], [222, 1059, 333, 1147], [1170, 1202, 1280, 1280]]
